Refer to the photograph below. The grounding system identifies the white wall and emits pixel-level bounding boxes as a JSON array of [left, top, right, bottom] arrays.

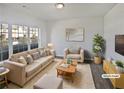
[[104, 4, 124, 61], [0, 4, 47, 48], [49, 17, 104, 59]]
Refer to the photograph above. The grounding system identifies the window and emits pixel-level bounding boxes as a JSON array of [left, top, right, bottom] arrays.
[[0, 24, 40, 62], [12, 25, 28, 54], [30, 27, 39, 49], [0, 24, 9, 61]]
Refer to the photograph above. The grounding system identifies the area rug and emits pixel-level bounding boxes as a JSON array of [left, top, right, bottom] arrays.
[[7, 59, 95, 89]]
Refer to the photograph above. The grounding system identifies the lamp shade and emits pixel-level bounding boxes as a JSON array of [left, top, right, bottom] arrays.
[[48, 43, 53, 49]]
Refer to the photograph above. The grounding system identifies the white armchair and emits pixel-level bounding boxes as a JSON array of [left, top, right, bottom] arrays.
[[64, 48, 84, 63]]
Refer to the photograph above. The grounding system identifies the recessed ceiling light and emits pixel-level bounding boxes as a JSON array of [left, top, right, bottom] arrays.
[[55, 3, 64, 9]]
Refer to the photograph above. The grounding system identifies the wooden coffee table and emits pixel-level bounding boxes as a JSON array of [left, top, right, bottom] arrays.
[[56, 60, 77, 82]]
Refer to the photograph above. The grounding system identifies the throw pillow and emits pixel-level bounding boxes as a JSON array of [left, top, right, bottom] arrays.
[[32, 52, 40, 60], [27, 54, 34, 64], [69, 48, 78, 54], [69, 47, 81, 54], [18, 56, 27, 65], [39, 50, 45, 57], [44, 49, 51, 56]]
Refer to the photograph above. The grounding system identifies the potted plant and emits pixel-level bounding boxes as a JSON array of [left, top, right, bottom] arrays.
[[115, 61, 124, 73], [93, 34, 104, 64]]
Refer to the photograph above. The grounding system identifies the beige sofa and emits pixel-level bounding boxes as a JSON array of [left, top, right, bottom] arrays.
[[4, 48, 55, 87], [64, 48, 84, 63]]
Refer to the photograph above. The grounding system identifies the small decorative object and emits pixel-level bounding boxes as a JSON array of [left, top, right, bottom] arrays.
[[112, 60, 116, 65], [67, 57, 72, 64], [69, 58, 72, 64], [115, 61, 124, 73], [93, 34, 104, 64], [60, 64, 69, 68], [66, 27, 84, 42]]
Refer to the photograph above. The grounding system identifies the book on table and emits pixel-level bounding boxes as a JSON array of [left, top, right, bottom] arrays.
[[60, 63, 69, 68]]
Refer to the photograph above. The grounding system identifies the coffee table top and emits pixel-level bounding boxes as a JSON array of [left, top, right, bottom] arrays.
[[56, 60, 77, 74]]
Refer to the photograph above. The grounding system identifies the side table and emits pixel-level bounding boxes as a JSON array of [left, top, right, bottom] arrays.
[[0, 68, 9, 88]]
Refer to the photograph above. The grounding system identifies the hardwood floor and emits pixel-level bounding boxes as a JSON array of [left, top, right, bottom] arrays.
[[89, 61, 114, 89]]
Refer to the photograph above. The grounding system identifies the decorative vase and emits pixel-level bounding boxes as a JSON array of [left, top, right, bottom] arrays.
[[94, 56, 101, 64], [116, 66, 124, 73], [67, 58, 72, 64]]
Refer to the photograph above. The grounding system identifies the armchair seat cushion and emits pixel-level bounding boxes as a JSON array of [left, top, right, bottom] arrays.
[[67, 54, 81, 60]]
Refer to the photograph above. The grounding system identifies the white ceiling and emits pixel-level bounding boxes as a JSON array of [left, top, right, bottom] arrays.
[[3, 3, 116, 21]]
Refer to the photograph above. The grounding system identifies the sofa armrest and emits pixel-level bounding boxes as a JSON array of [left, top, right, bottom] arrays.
[[64, 48, 69, 59], [50, 49, 55, 57], [4, 60, 26, 87], [80, 49, 84, 62]]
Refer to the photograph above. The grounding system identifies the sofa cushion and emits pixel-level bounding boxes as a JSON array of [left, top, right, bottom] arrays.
[[26, 54, 34, 64], [38, 48, 44, 51], [67, 54, 81, 59], [35, 56, 53, 66], [28, 48, 39, 55], [18, 56, 27, 65], [26, 56, 53, 77], [10, 51, 28, 62], [26, 62, 42, 77]]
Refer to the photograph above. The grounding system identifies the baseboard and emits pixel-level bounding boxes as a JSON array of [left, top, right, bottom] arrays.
[[55, 56, 63, 59], [55, 56, 93, 61], [85, 58, 93, 61]]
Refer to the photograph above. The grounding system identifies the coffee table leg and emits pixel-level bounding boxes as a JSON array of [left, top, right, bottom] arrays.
[[57, 70, 59, 77], [57, 70, 61, 77], [71, 74, 74, 83]]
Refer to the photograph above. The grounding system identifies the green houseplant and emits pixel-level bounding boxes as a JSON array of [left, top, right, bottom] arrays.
[[115, 61, 124, 73], [93, 34, 104, 64]]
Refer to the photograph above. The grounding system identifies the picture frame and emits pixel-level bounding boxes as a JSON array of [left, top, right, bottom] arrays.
[[66, 27, 84, 42]]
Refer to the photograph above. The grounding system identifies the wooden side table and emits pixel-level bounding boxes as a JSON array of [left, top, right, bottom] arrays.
[[0, 68, 9, 88]]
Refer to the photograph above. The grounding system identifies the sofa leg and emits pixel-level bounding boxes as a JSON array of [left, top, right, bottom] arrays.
[[20, 86, 23, 88], [16, 84, 24, 88]]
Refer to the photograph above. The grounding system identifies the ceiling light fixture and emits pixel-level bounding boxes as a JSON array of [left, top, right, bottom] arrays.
[[22, 5, 26, 8], [55, 3, 64, 9]]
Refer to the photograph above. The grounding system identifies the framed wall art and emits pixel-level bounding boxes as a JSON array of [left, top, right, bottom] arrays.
[[66, 27, 84, 42]]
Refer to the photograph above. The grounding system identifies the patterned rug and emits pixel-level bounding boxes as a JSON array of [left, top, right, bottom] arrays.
[[6, 59, 95, 89]]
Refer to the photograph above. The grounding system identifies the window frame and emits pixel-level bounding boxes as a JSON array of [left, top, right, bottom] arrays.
[[0, 23, 9, 61]]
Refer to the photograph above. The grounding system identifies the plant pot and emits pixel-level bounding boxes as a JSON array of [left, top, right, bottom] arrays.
[[94, 56, 101, 64], [116, 66, 124, 74]]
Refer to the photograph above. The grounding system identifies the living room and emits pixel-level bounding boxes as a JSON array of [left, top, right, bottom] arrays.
[[0, 1, 124, 91]]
